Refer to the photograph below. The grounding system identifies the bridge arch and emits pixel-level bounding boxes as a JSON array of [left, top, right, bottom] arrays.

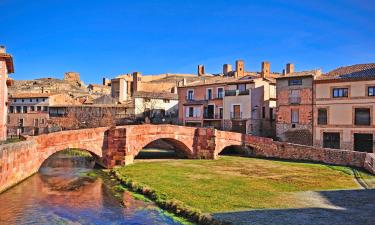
[[131, 137, 194, 159], [37, 147, 103, 171]]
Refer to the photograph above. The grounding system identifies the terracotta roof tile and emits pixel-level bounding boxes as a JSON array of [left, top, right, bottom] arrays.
[[317, 63, 375, 80], [133, 91, 178, 100]]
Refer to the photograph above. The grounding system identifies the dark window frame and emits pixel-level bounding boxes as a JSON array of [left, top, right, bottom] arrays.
[[288, 79, 302, 86], [332, 88, 349, 98], [354, 108, 371, 126], [318, 108, 328, 125], [368, 86, 375, 96]]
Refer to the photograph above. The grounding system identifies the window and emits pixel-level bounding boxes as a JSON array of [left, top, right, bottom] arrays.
[[288, 79, 302, 86], [163, 99, 170, 103], [189, 107, 194, 117], [187, 90, 194, 100], [237, 84, 246, 91], [144, 98, 151, 102], [269, 108, 274, 121], [42, 98, 46, 102], [186, 107, 200, 118], [9, 106, 14, 113], [18, 118, 24, 127], [318, 108, 328, 125], [29, 99, 32, 102], [217, 88, 224, 99], [291, 109, 299, 123], [40, 119, 45, 124], [16, 106, 21, 113], [368, 86, 375, 96], [289, 90, 301, 104], [34, 119, 38, 126], [332, 88, 348, 98], [43, 106, 48, 112], [30, 106, 35, 112], [21, 99, 24, 102], [355, 108, 371, 125], [262, 107, 265, 118], [206, 88, 212, 100], [23, 106, 28, 113], [36, 98, 39, 102], [37, 106, 42, 111], [323, 132, 340, 149], [219, 107, 223, 119]]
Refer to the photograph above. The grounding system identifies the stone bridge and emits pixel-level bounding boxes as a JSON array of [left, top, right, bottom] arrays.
[[1, 124, 374, 193]]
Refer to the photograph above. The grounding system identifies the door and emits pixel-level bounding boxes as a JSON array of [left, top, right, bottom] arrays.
[[354, 133, 373, 153], [206, 105, 214, 118], [233, 105, 241, 119], [323, 132, 340, 149]]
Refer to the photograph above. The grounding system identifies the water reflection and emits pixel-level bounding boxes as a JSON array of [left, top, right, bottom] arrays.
[[0, 152, 183, 225]]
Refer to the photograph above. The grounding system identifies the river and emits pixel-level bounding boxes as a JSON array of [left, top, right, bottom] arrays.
[[0, 151, 187, 225]]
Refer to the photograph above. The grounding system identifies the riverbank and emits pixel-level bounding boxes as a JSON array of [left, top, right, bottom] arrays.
[[113, 156, 375, 224]]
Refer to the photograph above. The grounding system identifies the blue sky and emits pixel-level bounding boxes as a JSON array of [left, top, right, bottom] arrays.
[[1, 0, 374, 84]]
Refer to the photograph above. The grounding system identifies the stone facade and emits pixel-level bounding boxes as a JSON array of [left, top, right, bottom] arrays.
[[276, 74, 314, 145], [1, 124, 374, 193], [0, 47, 14, 140]]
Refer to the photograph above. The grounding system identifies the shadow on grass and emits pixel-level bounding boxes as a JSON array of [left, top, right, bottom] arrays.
[[213, 189, 375, 225]]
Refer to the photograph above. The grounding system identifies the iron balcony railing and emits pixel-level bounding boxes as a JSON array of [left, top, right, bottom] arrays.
[[224, 89, 250, 97], [203, 113, 223, 119], [230, 112, 242, 119], [289, 97, 301, 104]]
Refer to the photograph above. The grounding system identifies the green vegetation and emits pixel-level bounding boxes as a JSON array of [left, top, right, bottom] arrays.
[[114, 156, 375, 213], [59, 148, 93, 158], [0, 137, 23, 145]]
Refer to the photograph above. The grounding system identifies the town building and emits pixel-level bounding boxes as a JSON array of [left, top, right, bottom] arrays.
[[48, 104, 133, 131], [275, 64, 321, 145], [7, 93, 79, 136], [313, 64, 375, 153], [0, 46, 14, 140], [133, 91, 179, 123], [178, 60, 278, 136]]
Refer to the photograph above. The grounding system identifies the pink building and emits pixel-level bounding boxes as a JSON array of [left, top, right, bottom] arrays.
[[0, 46, 14, 140]]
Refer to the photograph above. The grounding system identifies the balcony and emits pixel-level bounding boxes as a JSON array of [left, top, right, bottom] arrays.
[[224, 89, 250, 97], [230, 112, 242, 119], [289, 97, 301, 104], [203, 113, 222, 119]]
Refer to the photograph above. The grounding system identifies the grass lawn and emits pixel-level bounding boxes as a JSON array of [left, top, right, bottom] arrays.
[[0, 137, 23, 145], [115, 156, 375, 213]]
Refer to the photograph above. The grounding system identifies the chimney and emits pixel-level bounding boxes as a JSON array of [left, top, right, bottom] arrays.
[[235, 60, 244, 77], [261, 61, 270, 78], [0, 45, 6, 53], [223, 64, 232, 76], [286, 63, 294, 74], [132, 72, 142, 92], [197, 65, 205, 76]]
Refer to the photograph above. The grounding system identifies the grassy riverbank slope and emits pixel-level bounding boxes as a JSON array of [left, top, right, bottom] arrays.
[[114, 156, 374, 213]]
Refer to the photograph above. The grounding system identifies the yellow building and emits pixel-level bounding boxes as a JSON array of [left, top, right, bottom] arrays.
[[314, 64, 375, 153]]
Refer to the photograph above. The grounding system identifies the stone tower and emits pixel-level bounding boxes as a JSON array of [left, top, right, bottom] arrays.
[[197, 65, 205, 76], [286, 63, 295, 74], [223, 64, 232, 76], [261, 61, 270, 78], [235, 60, 244, 77]]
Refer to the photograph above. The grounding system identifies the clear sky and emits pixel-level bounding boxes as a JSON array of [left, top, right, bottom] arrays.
[[1, 0, 374, 84]]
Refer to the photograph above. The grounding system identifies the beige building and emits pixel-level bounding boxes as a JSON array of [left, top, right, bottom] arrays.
[[134, 91, 179, 123], [0, 46, 14, 140], [8, 93, 79, 136], [314, 64, 375, 153]]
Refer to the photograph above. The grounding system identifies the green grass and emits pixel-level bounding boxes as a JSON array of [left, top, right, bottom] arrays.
[[115, 156, 375, 213], [0, 137, 23, 145], [58, 148, 93, 158]]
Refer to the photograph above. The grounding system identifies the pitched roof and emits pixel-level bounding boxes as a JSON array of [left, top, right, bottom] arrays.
[[9, 93, 57, 98], [0, 53, 14, 73], [133, 91, 178, 100], [317, 63, 375, 80]]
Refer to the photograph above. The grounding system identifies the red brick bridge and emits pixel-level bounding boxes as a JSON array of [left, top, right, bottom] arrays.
[[1, 124, 374, 193]]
